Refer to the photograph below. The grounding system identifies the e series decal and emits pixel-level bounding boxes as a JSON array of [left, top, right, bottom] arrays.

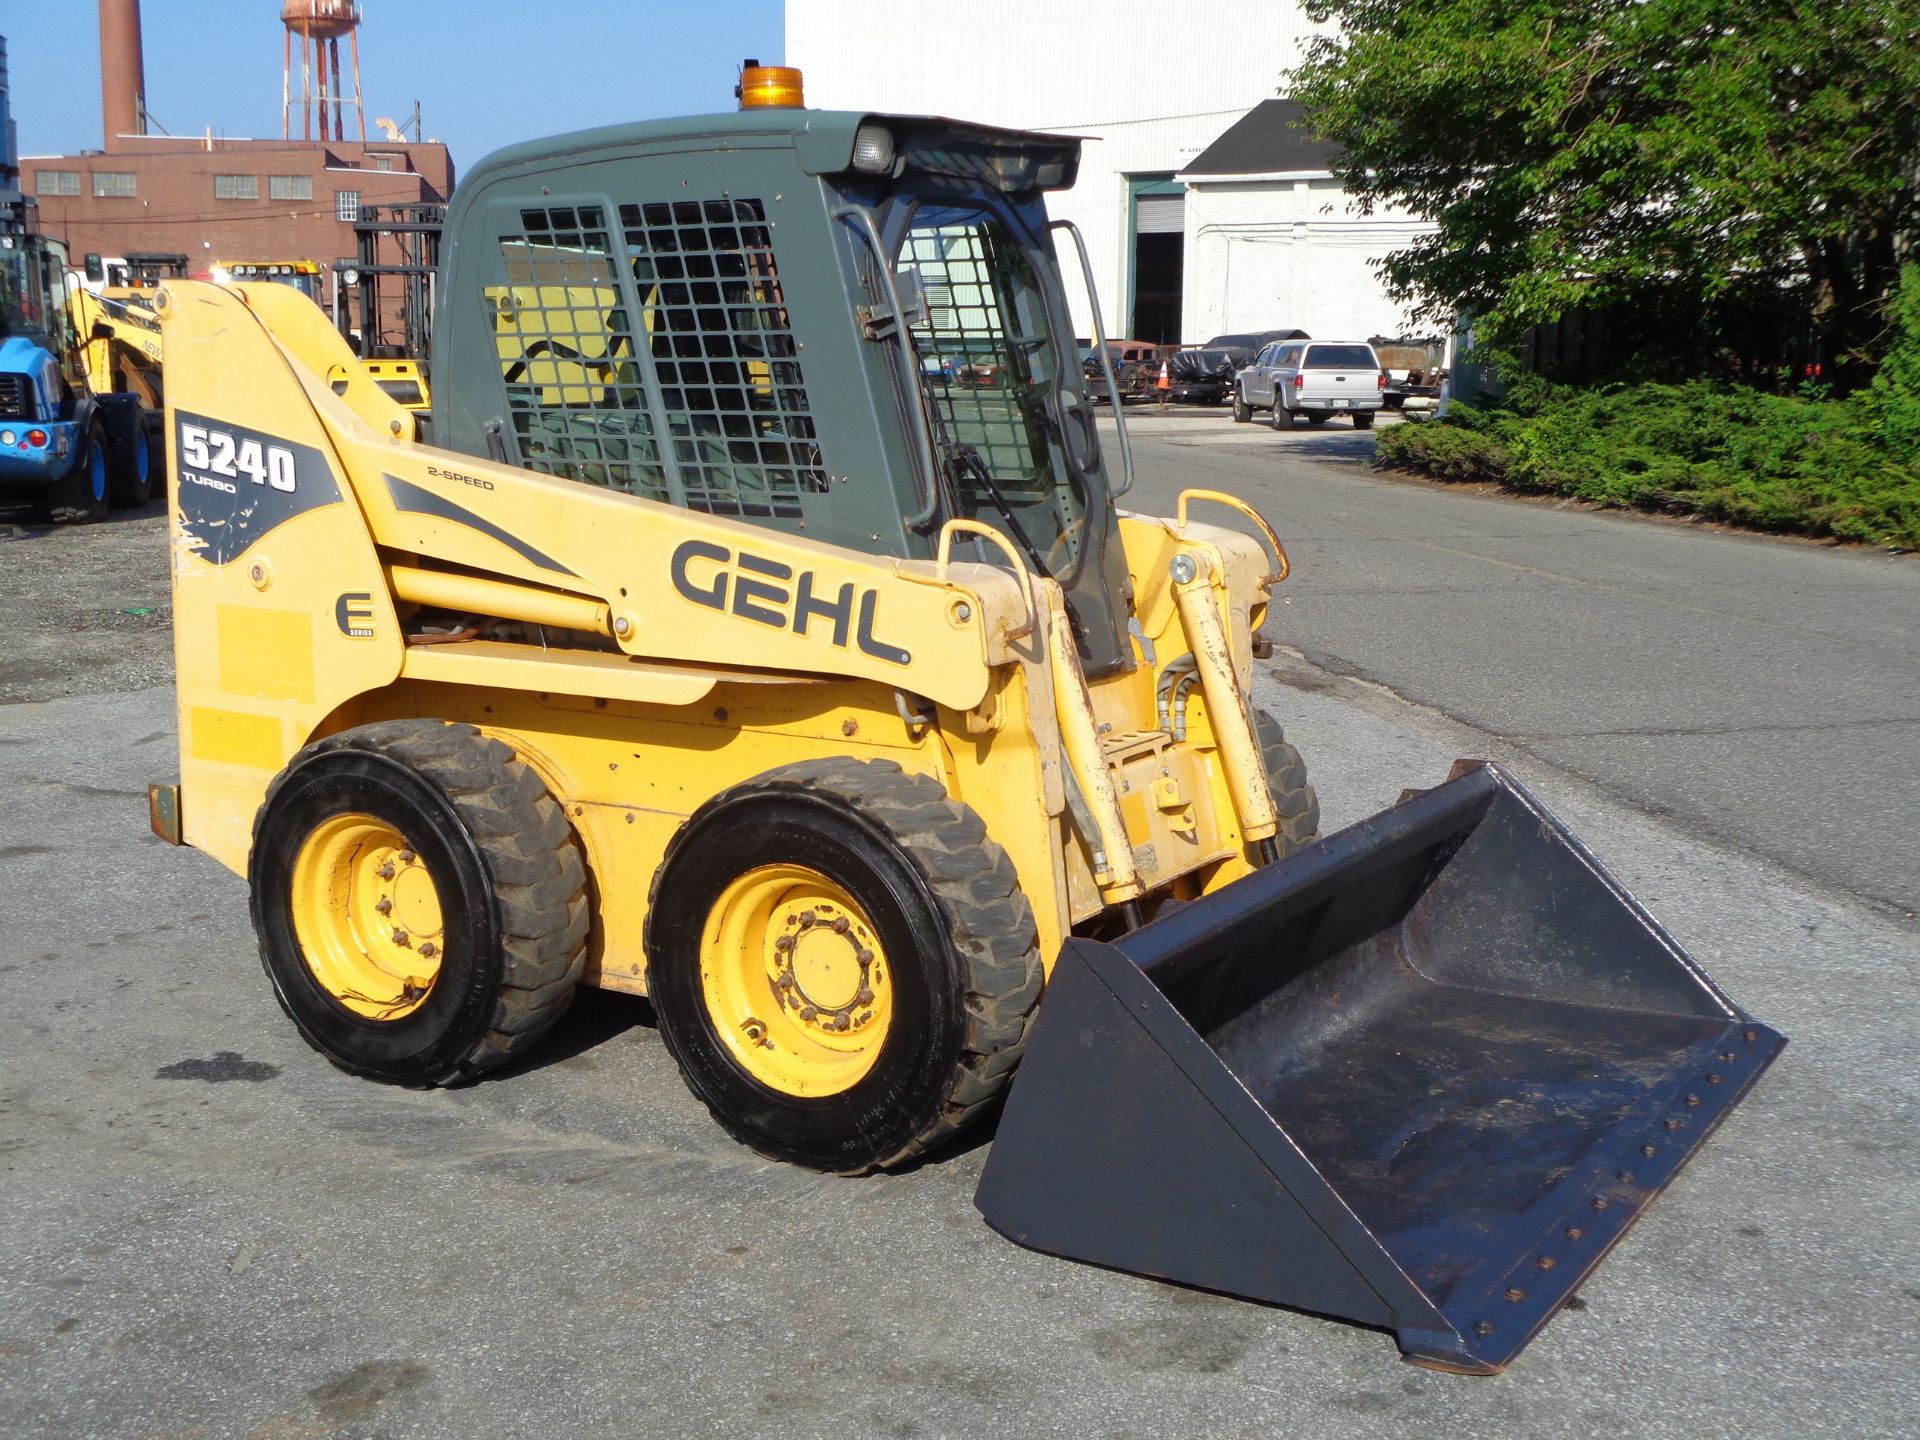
[[670, 539, 911, 666], [334, 592, 377, 639], [173, 412, 341, 564]]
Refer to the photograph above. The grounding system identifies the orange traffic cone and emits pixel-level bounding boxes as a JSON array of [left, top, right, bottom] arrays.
[[1157, 360, 1170, 406]]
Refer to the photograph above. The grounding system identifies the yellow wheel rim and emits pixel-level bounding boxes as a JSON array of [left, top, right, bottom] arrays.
[[699, 864, 893, 1097], [290, 812, 446, 1020]]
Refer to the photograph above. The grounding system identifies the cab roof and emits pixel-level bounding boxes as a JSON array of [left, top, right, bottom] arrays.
[[459, 108, 1083, 197]]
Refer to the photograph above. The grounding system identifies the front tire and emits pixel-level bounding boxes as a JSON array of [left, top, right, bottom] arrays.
[[1253, 708, 1321, 857], [250, 719, 588, 1086], [49, 422, 109, 524], [1231, 388, 1251, 423], [646, 757, 1042, 1173]]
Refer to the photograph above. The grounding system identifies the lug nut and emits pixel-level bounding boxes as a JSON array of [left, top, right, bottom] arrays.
[[774, 934, 795, 953], [1505, 1287, 1526, 1302], [1685, 1093, 1702, 1107], [418, 942, 437, 959], [398, 850, 416, 864], [391, 928, 409, 946], [376, 861, 396, 880], [1535, 1256, 1556, 1271], [1591, 1196, 1610, 1211], [1565, 1227, 1585, 1241], [799, 912, 816, 929], [831, 916, 850, 935], [1642, 1143, 1659, 1157], [375, 896, 393, 915]]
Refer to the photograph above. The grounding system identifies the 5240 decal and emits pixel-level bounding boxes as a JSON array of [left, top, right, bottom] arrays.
[[172, 412, 341, 564], [178, 422, 298, 493]]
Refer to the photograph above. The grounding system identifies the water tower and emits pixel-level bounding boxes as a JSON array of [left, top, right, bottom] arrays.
[[281, 0, 364, 143]]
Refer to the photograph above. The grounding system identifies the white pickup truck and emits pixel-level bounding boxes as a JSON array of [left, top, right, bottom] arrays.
[[1233, 339, 1386, 429]]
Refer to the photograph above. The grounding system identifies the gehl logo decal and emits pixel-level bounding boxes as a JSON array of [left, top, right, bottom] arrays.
[[670, 540, 911, 666]]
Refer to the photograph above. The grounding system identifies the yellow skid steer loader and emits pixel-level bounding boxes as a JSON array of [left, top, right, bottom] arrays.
[[149, 71, 1781, 1372]]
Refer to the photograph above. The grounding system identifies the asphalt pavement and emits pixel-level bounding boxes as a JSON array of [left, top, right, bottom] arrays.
[[2, 439, 1917, 1438], [1115, 407, 1920, 923]]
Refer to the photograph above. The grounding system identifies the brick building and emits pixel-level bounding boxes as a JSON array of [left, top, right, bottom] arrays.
[[16, 0, 452, 343], [21, 135, 453, 288]]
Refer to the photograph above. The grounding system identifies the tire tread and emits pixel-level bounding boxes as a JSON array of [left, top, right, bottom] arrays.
[[255, 719, 588, 1084], [649, 756, 1043, 1173]]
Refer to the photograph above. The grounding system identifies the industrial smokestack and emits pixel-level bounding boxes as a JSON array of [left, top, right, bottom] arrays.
[[99, 0, 147, 147]]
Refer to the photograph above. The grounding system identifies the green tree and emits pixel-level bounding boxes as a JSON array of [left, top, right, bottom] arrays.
[[1290, 0, 1920, 379]]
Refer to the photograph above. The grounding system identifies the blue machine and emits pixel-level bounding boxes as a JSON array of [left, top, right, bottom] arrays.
[[0, 35, 152, 522]]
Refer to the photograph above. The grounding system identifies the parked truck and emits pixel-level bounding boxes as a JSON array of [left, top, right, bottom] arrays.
[[1234, 337, 1387, 429]]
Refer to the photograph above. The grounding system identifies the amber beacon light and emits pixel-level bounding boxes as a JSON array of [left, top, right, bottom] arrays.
[[737, 61, 804, 109]]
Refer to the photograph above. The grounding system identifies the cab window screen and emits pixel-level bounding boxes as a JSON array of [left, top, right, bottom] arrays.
[[619, 198, 824, 519], [903, 212, 1087, 578], [1304, 345, 1377, 368], [490, 205, 667, 500]]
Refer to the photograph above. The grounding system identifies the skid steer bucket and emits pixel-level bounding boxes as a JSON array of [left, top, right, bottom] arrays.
[[976, 761, 1784, 1373]]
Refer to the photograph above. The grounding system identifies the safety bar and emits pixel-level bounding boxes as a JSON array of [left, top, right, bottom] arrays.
[[936, 518, 1038, 642], [1176, 488, 1290, 588], [1047, 219, 1134, 497]]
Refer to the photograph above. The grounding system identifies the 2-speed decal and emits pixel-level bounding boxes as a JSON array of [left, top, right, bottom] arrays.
[[383, 472, 577, 577]]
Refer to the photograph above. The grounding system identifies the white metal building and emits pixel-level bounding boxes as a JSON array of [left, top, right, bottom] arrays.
[[786, 0, 1334, 344], [1178, 100, 1435, 342]]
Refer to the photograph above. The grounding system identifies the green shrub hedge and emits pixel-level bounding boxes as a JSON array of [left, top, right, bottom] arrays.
[[1374, 265, 1920, 547], [1377, 383, 1920, 546]]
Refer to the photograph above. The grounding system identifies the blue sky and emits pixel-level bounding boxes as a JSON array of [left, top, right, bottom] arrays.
[[5, 1, 786, 171]]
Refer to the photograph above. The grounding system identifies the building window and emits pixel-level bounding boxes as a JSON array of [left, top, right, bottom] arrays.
[[37, 171, 82, 197], [214, 174, 259, 200], [269, 175, 313, 201], [368, 154, 397, 172], [92, 172, 137, 198], [336, 190, 362, 222]]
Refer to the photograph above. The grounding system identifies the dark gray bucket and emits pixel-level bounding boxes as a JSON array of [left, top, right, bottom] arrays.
[[975, 761, 1784, 1373]]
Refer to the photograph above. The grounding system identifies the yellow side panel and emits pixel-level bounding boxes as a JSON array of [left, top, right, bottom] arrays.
[[186, 706, 285, 771], [162, 282, 405, 877], [216, 607, 315, 704]]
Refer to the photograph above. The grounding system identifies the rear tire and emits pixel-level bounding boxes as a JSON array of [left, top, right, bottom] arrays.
[[1353, 411, 1376, 430], [107, 417, 152, 508], [1253, 708, 1321, 856], [646, 757, 1042, 1173], [49, 422, 109, 524], [1231, 389, 1251, 423], [250, 719, 588, 1086]]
